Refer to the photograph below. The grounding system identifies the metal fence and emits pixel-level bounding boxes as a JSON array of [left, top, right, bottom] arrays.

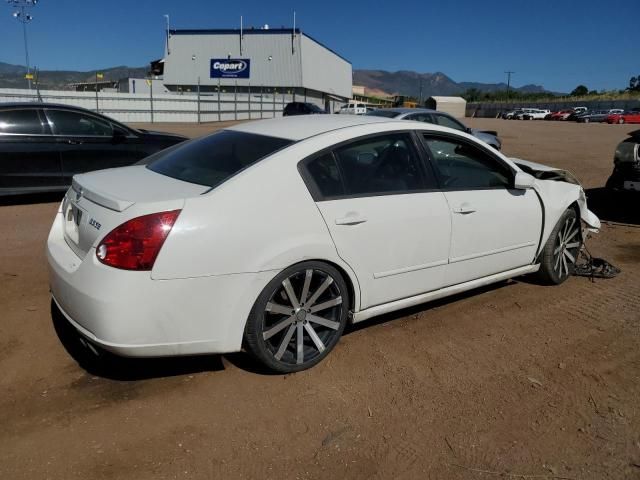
[[466, 99, 640, 118], [0, 87, 316, 123]]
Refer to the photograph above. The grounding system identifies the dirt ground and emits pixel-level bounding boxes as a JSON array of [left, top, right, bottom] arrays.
[[1, 119, 639, 480]]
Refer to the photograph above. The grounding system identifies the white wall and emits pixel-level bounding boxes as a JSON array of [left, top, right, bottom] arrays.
[[0, 87, 296, 123]]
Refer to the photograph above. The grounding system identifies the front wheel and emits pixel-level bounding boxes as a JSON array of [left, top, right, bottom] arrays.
[[244, 261, 349, 373], [618, 118, 625, 124], [536, 209, 582, 284]]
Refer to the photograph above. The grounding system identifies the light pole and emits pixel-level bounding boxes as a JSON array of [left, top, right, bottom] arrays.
[[505, 71, 515, 102], [7, 0, 39, 91], [164, 14, 170, 55]]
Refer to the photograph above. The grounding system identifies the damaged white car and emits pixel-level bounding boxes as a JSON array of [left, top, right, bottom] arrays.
[[47, 115, 600, 373]]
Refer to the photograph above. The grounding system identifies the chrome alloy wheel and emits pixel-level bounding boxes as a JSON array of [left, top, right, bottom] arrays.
[[262, 268, 344, 366], [553, 216, 581, 278]]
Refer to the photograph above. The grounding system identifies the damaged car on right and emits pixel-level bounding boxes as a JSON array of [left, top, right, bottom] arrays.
[[606, 129, 640, 192]]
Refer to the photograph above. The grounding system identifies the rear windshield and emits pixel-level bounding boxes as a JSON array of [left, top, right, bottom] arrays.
[[365, 110, 400, 118], [147, 130, 293, 188]]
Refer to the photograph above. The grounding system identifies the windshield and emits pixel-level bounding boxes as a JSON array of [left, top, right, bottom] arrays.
[[365, 110, 401, 118], [147, 130, 293, 188]]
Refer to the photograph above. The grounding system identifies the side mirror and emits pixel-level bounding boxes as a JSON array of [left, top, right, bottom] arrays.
[[514, 171, 536, 189]]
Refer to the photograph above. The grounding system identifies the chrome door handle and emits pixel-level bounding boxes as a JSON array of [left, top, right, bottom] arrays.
[[335, 213, 368, 225]]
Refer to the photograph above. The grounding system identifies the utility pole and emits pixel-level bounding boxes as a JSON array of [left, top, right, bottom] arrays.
[[505, 71, 515, 102], [7, 0, 39, 91], [419, 78, 423, 106]]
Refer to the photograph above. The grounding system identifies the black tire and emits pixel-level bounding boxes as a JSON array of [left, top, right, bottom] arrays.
[[244, 261, 349, 373], [536, 209, 582, 285]]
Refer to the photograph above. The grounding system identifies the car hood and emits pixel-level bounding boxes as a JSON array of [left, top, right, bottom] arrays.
[[510, 158, 581, 185], [471, 128, 498, 137], [511, 158, 600, 231]]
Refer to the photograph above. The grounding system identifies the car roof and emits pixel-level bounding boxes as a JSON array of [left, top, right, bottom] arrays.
[[227, 114, 451, 141], [0, 102, 97, 114], [379, 108, 438, 115]]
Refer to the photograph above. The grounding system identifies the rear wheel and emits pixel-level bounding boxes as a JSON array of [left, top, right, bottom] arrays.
[[536, 209, 582, 284], [244, 261, 349, 373]]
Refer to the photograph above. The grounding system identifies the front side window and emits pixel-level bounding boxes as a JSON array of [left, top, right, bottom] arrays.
[[422, 135, 512, 189], [46, 110, 113, 136], [0, 109, 45, 135], [434, 114, 466, 132], [147, 130, 292, 188]]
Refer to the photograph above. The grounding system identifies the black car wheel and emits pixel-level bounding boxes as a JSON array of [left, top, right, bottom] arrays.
[[536, 209, 582, 285], [244, 261, 349, 373]]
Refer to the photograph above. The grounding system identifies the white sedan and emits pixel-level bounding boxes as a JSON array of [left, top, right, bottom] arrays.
[[47, 115, 600, 372]]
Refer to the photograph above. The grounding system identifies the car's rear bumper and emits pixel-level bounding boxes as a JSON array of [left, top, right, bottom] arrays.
[[47, 210, 276, 357]]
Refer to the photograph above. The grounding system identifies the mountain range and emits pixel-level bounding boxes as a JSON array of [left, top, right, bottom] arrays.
[[353, 70, 549, 98], [0, 62, 148, 89], [0, 61, 550, 97]]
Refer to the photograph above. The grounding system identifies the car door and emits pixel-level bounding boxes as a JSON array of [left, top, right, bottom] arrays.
[[44, 108, 142, 185], [420, 133, 542, 286], [0, 107, 63, 194], [300, 132, 451, 309]]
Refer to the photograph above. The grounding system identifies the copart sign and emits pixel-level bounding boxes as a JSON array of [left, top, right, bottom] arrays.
[[210, 59, 250, 79]]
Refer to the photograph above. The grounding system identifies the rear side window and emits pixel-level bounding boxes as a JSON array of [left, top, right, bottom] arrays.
[[147, 130, 292, 188], [0, 109, 45, 135], [303, 133, 435, 199], [306, 153, 344, 197], [434, 114, 465, 132]]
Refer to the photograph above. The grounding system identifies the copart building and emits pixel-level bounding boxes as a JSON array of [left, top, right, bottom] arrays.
[[156, 27, 352, 112]]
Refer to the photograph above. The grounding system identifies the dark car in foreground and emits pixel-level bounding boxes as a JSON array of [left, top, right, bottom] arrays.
[[0, 103, 187, 196], [606, 129, 640, 191], [367, 107, 502, 150], [283, 102, 327, 116]]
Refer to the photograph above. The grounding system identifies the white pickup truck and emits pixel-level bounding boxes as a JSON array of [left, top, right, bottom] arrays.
[[517, 108, 551, 120], [339, 102, 368, 115]]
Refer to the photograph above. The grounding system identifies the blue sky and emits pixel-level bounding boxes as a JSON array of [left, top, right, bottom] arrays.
[[0, 0, 637, 92]]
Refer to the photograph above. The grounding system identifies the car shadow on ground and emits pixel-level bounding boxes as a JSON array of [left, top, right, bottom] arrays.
[[52, 281, 514, 380], [585, 187, 640, 226], [0, 192, 65, 207]]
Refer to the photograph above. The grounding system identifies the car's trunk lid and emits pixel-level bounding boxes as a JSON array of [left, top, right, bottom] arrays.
[[63, 165, 208, 259]]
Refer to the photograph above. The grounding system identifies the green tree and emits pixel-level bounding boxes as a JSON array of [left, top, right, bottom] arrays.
[[570, 85, 589, 96]]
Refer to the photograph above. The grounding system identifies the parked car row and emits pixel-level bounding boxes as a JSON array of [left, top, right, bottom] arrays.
[[502, 106, 640, 124]]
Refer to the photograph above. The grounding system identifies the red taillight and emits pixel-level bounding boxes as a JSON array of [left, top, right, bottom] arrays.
[[96, 210, 181, 271]]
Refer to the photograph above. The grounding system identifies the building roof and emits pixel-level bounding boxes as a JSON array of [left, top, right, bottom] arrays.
[[168, 28, 351, 64], [428, 96, 467, 103]]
